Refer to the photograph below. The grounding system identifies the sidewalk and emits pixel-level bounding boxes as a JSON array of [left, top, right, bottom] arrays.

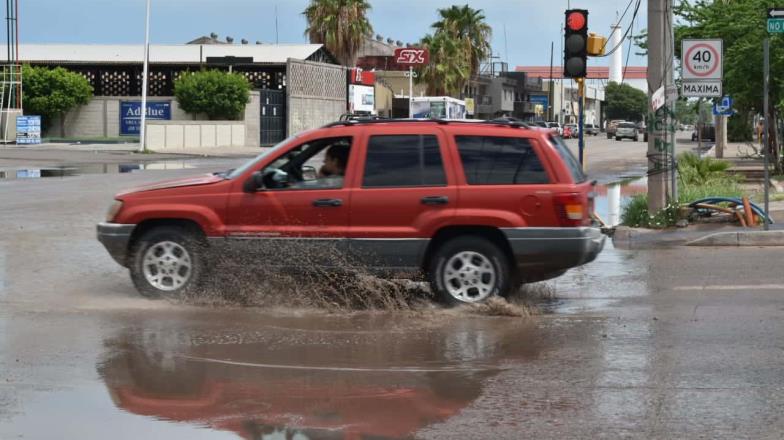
[[613, 223, 784, 249], [30, 142, 264, 157]]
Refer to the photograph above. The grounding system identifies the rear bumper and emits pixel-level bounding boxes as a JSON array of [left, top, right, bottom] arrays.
[[97, 222, 136, 267], [501, 227, 605, 274]]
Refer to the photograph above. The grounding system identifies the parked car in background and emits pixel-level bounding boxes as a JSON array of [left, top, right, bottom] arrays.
[[615, 122, 639, 141], [692, 125, 716, 142], [546, 122, 563, 136], [97, 119, 605, 306], [584, 123, 599, 136], [606, 120, 624, 139], [564, 124, 578, 139]]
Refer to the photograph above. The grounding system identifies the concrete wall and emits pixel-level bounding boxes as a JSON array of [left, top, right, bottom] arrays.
[[49, 91, 261, 146], [286, 59, 346, 135], [146, 121, 246, 150]]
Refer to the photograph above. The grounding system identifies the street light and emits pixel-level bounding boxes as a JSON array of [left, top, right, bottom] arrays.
[[138, 0, 151, 153]]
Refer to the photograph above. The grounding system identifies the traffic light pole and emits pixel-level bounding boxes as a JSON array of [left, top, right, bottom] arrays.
[[577, 77, 585, 168]]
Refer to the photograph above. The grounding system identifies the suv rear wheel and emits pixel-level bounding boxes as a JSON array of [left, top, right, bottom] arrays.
[[130, 226, 205, 298], [428, 236, 512, 306]]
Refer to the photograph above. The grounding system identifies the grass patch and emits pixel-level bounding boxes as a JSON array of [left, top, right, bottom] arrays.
[[621, 152, 743, 228]]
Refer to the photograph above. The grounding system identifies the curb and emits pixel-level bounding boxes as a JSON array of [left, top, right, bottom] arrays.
[[685, 231, 784, 247]]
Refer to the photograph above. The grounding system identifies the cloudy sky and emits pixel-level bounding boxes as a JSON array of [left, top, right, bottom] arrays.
[[22, 0, 647, 68]]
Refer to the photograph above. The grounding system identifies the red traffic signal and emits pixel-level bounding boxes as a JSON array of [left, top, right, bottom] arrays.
[[566, 11, 586, 31], [564, 9, 588, 78]]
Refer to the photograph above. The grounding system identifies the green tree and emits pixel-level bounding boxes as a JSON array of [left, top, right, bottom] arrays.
[[174, 70, 250, 120], [417, 32, 469, 96], [22, 65, 92, 135], [303, 0, 373, 66], [432, 5, 492, 78], [671, 0, 784, 169], [604, 81, 647, 122]]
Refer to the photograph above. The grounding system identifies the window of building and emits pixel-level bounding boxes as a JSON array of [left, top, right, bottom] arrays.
[[363, 135, 447, 187], [455, 136, 549, 185]]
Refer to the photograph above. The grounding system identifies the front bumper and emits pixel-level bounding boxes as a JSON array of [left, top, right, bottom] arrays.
[[97, 222, 136, 267], [501, 227, 606, 273]]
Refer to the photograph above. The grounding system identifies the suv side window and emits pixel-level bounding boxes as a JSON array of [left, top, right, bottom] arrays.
[[261, 137, 352, 190], [362, 135, 447, 187], [455, 136, 549, 185]]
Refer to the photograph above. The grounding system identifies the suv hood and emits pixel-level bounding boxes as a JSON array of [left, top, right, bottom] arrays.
[[117, 174, 225, 196]]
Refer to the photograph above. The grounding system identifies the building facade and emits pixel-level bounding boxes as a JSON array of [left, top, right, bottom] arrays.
[[8, 41, 344, 145]]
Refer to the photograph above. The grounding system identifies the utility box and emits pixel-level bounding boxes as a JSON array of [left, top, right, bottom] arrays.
[[587, 33, 607, 56]]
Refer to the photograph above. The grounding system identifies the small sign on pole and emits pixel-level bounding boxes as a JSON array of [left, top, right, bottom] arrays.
[[768, 8, 784, 33], [651, 86, 666, 111]]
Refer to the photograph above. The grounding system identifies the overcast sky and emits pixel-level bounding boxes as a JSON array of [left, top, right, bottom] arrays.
[[22, 0, 647, 67]]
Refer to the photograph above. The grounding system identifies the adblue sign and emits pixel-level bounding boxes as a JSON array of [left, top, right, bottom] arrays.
[[120, 101, 172, 136]]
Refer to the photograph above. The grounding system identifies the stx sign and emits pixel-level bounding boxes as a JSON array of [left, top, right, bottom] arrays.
[[394, 48, 429, 65]]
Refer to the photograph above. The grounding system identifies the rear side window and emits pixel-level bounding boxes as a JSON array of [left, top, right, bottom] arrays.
[[549, 135, 587, 183], [455, 136, 549, 185], [363, 135, 447, 187]]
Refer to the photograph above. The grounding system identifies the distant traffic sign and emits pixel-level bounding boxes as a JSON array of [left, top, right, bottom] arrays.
[[768, 9, 784, 32], [682, 39, 723, 81]]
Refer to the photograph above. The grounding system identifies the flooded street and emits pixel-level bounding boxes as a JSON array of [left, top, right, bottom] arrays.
[[3, 158, 784, 439]]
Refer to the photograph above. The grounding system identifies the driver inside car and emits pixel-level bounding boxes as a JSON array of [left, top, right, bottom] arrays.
[[286, 141, 350, 189]]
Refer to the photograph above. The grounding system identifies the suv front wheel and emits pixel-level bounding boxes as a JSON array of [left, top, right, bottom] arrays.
[[130, 226, 206, 298], [428, 236, 513, 306]]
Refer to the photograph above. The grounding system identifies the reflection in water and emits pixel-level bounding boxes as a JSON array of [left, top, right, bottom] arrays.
[[97, 316, 542, 439], [0, 161, 198, 180]]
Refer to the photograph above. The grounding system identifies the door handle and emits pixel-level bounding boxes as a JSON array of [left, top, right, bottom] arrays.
[[421, 196, 449, 206], [312, 198, 343, 207]]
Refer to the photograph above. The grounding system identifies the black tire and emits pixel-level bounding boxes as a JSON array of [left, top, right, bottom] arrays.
[[615, 137, 621, 141], [129, 226, 206, 299], [428, 236, 513, 306], [635, 136, 639, 142], [607, 133, 612, 139]]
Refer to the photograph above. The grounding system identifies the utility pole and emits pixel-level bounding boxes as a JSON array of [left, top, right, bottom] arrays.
[[647, 0, 672, 212], [138, 0, 151, 153], [549, 41, 554, 121]]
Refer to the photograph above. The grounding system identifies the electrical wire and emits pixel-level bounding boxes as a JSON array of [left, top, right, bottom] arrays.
[[620, 1, 636, 83], [598, 0, 636, 55], [600, 0, 642, 58]]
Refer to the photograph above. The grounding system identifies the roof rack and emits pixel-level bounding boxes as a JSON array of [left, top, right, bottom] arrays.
[[323, 118, 530, 129]]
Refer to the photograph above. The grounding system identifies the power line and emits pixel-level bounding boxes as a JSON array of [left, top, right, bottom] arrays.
[[598, 0, 642, 58], [598, 0, 637, 55]]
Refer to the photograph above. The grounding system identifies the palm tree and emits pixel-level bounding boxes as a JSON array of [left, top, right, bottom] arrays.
[[417, 33, 469, 96], [432, 5, 492, 78], [303, 0, 373, 67]]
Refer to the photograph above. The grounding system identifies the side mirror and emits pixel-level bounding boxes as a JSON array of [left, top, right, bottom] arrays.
[[243, 171, 265, 193], [302, 165, 317, 182]]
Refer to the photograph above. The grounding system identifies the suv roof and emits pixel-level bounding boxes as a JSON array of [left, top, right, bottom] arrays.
[[323, 118, 533, 130]]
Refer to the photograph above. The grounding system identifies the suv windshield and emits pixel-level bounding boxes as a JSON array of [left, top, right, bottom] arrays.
[[227, 135, 300, 179], [549, 135, 586, 183]]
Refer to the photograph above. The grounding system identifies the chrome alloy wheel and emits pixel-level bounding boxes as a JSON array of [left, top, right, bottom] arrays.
[[443, 251, 497, 303], [142, 241, 192, 291]]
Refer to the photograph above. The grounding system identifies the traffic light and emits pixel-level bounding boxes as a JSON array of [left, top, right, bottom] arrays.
[[564, 9, 588, 78]]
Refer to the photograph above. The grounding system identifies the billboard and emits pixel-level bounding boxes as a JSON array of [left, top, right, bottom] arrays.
[[120, 101, 172, 136], [348, 85, 374, 113], [16, 115, 42, 144]]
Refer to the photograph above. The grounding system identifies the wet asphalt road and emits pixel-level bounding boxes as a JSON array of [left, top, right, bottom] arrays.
[[2, 157, 784, 439]]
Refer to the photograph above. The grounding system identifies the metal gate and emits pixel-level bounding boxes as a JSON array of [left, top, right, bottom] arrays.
[[260, 89, 286, 145]]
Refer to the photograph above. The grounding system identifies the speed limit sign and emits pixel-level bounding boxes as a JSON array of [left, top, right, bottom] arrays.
[[682, 39, 722, 80]]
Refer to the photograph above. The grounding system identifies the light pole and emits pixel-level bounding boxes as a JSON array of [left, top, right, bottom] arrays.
[[138, 0, 151, 153]]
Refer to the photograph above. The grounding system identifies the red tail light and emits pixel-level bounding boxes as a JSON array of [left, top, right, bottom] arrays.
[[554, 193, 589, 227]]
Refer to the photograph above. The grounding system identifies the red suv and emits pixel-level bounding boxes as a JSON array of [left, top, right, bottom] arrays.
[[98, 120, 604, 305]]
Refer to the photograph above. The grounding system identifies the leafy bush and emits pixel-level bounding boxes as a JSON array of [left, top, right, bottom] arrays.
[[22, 65, 93, 132], [174, 70, 250, 120], [728, 113, 752, 142], [620, 194, 678, 228]]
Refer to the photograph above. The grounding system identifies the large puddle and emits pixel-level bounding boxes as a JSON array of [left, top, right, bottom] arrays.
[[0, 161, 199, 180]]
